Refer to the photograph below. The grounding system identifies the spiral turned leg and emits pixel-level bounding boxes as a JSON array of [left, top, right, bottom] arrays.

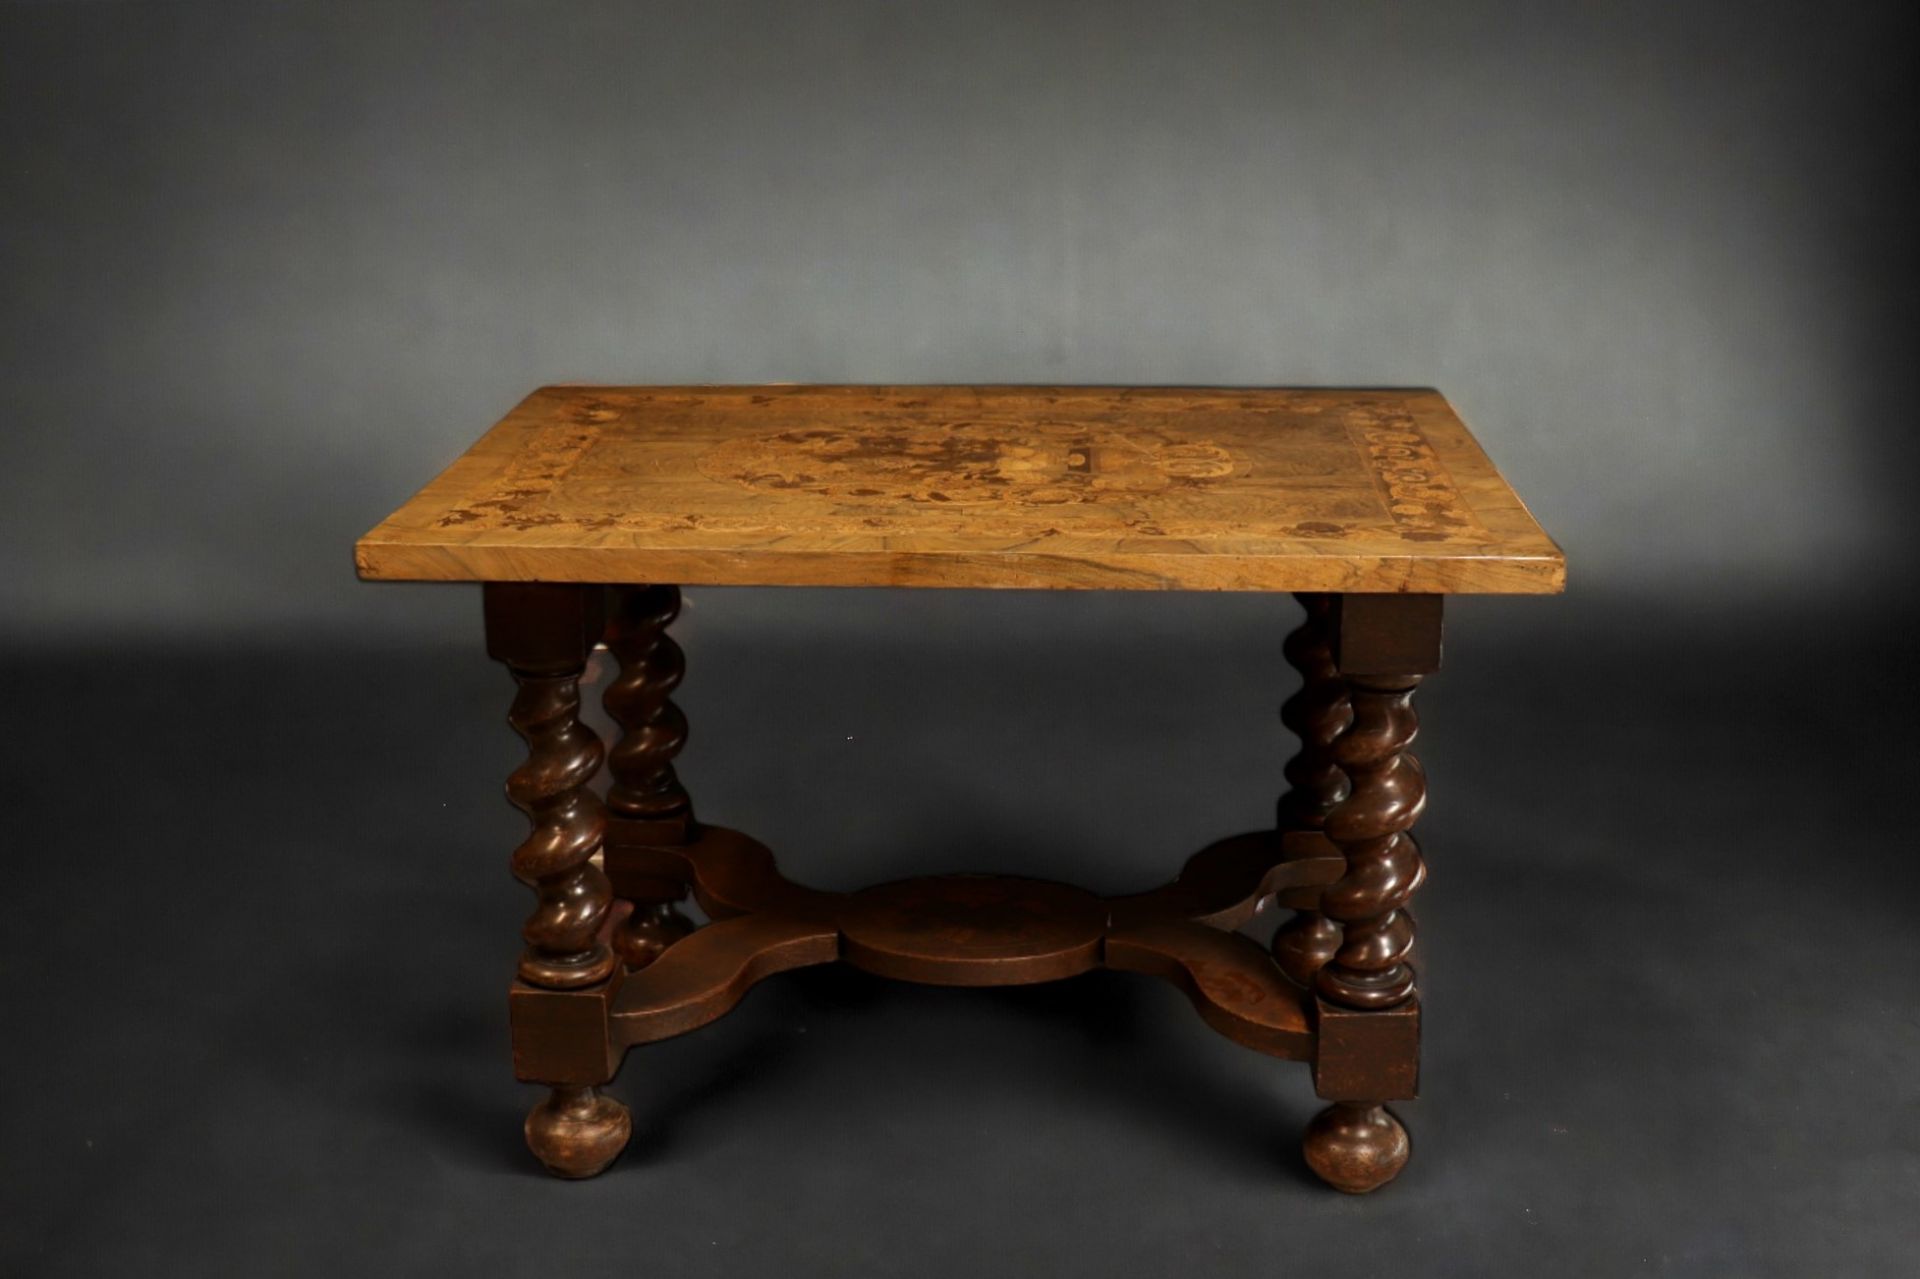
[[1304, 654, 1428, 1193], [1316, 673, 1425, 1011], [505, 661, 618, 989], [485, 584, 631, 1178], [603, 584, 698, 971], [1272, 593, 1349, 988]]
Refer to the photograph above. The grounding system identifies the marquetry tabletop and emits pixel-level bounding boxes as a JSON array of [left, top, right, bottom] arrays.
[[355, 385, 1563, 594]]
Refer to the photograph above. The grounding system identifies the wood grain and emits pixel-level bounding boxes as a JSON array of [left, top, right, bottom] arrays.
[[1316, 674, 1427, 1010], [1103, 920, 1315, 1059], [609, 911, 840, 1046], [356, 386, 1564, 593], [523, 1085, 633, 1180], [1102, 831, 1344, 932], [485, 583, 618, 991], [601, 584, 692, 822], [1301, 1102, 1410, 1194], [1273, 593, 1351, 988], [601, 583, 699, 969], [595, 823, 1337, 1060], [839, 875, 1107, 986]]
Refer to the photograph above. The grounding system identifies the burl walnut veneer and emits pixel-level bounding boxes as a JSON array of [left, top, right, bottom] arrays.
[[357, 385, 1563, 1192]]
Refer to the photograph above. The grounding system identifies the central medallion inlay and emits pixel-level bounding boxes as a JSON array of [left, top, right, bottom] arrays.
[[698, 421, 1241, 506]]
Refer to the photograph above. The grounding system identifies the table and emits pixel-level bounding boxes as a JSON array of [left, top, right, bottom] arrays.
[[356, 385, 1564, 1192]]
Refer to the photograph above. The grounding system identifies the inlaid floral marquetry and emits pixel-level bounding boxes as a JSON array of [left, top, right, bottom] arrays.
[[357, 385, 1563, 594]]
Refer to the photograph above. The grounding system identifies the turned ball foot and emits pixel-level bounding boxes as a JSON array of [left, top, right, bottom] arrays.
[[525, 1085, 631, 1179], [614, 902, 697, 970], [1302, 1102, 1410, 1194]]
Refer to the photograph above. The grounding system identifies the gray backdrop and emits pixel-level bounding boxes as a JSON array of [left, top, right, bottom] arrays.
[[3, 0, 1915, 639], [4, 4, 1917, 1278]]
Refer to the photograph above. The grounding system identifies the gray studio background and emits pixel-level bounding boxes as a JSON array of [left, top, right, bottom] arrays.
[[3, 3, 1915, 1278], [4, 0, 1914, 637]]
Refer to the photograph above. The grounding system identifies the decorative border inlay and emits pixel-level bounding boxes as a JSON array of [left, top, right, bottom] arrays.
[[436, 420, 600, 530], [1345, 409, 1487, 542]]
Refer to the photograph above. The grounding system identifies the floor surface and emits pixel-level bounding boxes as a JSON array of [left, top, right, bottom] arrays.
[[1, 590, 1914, 1277]]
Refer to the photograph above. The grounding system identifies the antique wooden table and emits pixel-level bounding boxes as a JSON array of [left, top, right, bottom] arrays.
[[356, 385, 1563, 1193]]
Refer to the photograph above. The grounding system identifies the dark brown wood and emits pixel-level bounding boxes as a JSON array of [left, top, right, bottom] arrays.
[[601, 583, 699, 968], [612, 903, 696, 971], [602, 585, 692, 823], [638, 825, 835, 918], [1331, 593, 1444, 676], [509, 969, 625, 1085], [611, 910, 840, 1045], [1278, 594, 1351, 828], [1313, 997, 1421, 1100], [484, 583, 617, 991], [1272, 830, 1342, 913], [1273, 592, 1350, 988], [1297, 608, 1431, 1194], [598, 823, 1335, 1059], [1103, 921, 1314, 1059], [840, 876, 1107, 986], [524, 1085, 632, 1180], [485, 582, 632, 1176], [1105, 831, 1344, 931], [483, 581, 605, 672], [1315, 672, 1427, 1011], [469, 589, 1441, 1188], [1301, 1102, 1410, 1195]]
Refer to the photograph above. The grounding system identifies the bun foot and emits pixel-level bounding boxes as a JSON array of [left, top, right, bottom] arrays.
[[1302, 1102, 1410, 1193], [525, 1085, 631, 1179], [615, 902, 697, 970]]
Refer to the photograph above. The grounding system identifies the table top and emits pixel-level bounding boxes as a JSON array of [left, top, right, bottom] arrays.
[[355, 385, 1564, 593]]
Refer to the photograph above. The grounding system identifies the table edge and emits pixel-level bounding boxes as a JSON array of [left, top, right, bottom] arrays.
[[353, 537, 1567, 594]]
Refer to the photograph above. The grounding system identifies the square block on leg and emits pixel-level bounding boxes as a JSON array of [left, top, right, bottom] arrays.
[[509, 970, 625, 1086], [1331, 594, 1443, 676], [1313, 996, 1421, 1101], [483, 582, 605, 670]]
